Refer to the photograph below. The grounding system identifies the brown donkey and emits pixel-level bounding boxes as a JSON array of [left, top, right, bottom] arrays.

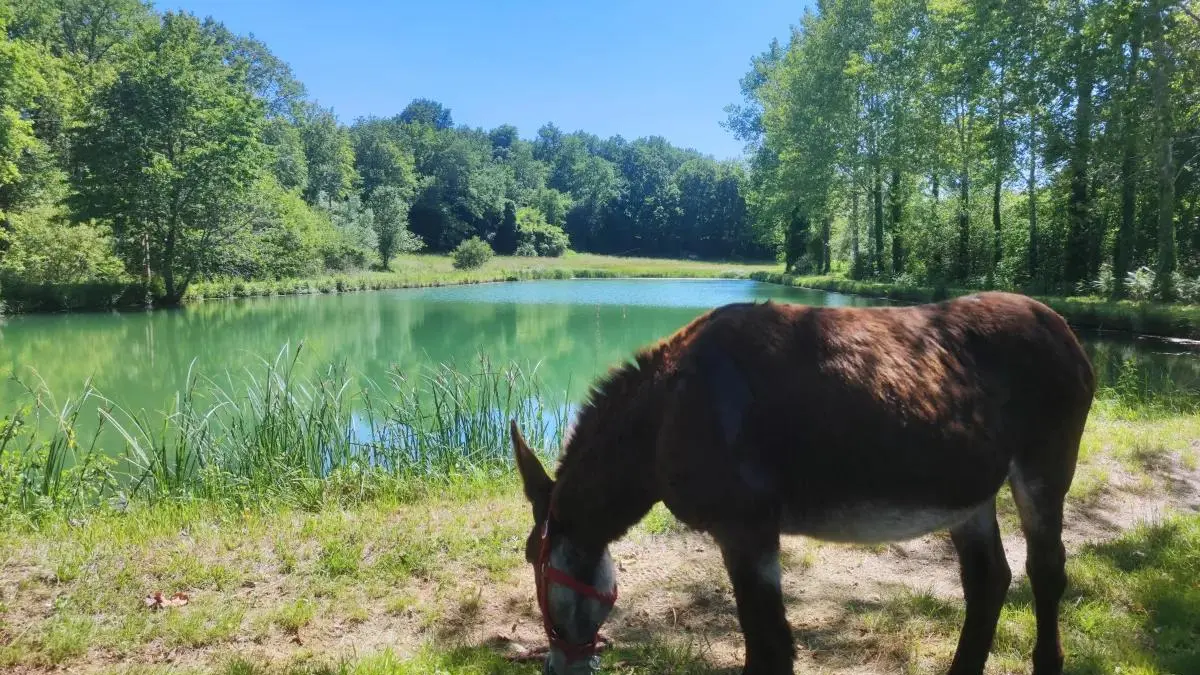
[[511, 291, 1095, 675]]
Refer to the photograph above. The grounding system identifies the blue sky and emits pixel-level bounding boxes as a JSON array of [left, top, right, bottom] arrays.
[[160, 0, 808, 160]]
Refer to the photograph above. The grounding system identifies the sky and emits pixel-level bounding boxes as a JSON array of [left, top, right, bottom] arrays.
[[161, 0, 808, 161]]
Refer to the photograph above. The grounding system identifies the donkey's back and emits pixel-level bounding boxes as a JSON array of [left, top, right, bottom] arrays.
[[656, 291, 1095, 538]]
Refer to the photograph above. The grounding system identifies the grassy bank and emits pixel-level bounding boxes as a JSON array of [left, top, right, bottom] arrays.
[[0, 404, 1196, 673], [1, 353, 1197, 673], [753, 272, 1200, 340], [0, 254, 780, 313]]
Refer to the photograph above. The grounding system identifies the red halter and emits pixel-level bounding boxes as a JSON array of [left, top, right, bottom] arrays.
[[534, 519, 619, 664]]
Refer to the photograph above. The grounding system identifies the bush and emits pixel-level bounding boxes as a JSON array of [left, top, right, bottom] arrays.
[[1173, 272, 1200, 304], [516, 207, 570, 257], [0, 205, 125, 286], [452, 237, 494, 270], [515, 242, 538, 257], [1126, 267, 1155, 301]]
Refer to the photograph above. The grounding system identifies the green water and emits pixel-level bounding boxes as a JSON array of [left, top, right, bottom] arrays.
[[2, 279, 1198, 434]]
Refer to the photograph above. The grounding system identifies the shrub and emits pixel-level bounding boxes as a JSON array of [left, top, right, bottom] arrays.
[[1126, 267, 1155, 301], [516, 207, 570, 257], [515, 242, 538, 257], [0, 205, 125, 286], [1172, 272, 1200, 304], [452, 237, 494, 270]]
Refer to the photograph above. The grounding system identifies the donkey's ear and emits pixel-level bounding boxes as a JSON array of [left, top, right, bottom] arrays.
[[511, 420, 552, 512]]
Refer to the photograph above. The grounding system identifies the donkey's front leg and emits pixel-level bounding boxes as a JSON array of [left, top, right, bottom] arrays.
[[715, 525, 795, 675]]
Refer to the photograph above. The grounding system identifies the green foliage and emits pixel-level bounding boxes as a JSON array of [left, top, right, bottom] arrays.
[[320, 195, 378, 270], [738, 0, 1200, 300], [516, 206, 569, 257], [367, 184, 422, 268], [70, 11, 267, 305], [398, 98, 453, 129], [300, 106, 357, 207], [239, 178, 334, 279], [493, 201, 518, 255], [451, 236, 493, 270], [0, 205, 123, 285]]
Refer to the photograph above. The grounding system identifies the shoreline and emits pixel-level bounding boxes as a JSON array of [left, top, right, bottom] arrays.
[[752, 272, 1200, 341], [7, 260, 1198, 343]]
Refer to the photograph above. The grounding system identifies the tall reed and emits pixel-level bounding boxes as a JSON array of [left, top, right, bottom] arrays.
[[0, 344, 571, 519]]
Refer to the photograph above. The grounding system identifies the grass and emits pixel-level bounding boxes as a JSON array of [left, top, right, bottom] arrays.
[[180, 253, 776, 306], [0, 349, 1196, 673], [827, 515, 1200, 675], [0, 253, 779, 314], [0, 344, 571, 522], [753, 272, 1200, 340], [6, 503, 1193, 674]]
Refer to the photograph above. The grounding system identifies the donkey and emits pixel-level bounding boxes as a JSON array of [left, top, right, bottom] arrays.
[[511, 291, 1096, 675]]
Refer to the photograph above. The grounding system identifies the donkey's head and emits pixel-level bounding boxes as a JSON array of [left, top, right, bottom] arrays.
[[511, 421, 617, 674]]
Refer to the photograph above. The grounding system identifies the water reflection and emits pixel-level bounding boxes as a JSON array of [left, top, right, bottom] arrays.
[[1, 280, 1196, 447]]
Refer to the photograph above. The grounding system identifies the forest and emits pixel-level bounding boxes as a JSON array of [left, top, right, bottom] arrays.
[[729, 0, 1200, 301], [0, 0, 766, 309], [4, 0, 1200, 311]]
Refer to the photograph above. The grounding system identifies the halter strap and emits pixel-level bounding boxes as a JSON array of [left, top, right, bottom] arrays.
[[534, 519, 618, 664]]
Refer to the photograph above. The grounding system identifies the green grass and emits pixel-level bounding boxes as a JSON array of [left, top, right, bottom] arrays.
[[830, 515, 1200, 675], [183, 253, 777, 304], [753, 272, 1200, 339], [0, 253, 778, 314]]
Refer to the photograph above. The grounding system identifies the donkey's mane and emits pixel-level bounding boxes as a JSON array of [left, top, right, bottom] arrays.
[[554, 343, 671, 476], [555, 301, 761, 477]]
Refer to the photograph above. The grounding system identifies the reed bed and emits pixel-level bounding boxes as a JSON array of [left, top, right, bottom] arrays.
[[0, 345, 571, 520]]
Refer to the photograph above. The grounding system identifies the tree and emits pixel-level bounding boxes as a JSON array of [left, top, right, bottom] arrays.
[[1149, 0, 1176, 300], [300, 105, 356, 206], [516, 206, 569, 257], [367, 184, 421, 268], [350, 117, 413, 197], [71, 12, 266, 305], [494, 200, 518, 254], [399, 98, 453, 129], [262, 118, 308, 192]]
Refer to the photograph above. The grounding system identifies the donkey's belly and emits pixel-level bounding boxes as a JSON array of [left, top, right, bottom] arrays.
[[781, 501, 988, 543]]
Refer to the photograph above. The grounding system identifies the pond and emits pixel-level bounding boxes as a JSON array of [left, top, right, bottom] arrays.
[[2, 279, 1198, 441]]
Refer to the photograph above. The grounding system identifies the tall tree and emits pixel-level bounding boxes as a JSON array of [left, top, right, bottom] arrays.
[[1063, 0, 1097, 286], [399, 98, 453, 129], [494, 200, 518, 254], [71, 12, 266, 304], [367, 183, 420, 267], [300, 105, 356, 206]]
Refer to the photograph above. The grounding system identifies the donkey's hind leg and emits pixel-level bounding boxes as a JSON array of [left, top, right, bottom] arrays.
[[713, 524, 795, 675], [1010, 465, 1070, 675], [947, 500, 1011, 675]]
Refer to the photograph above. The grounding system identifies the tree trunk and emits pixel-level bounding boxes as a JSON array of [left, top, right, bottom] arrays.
[[1113, 36, 1141, 298], [1065, 4, 1094, 287], [1027, 117, 1039, 284], [992, 169, 1002, 285], [873, 160, 884, 276], [163, 227, 177, 305], [821, 215, 831, 274], [1151, 6, 1175, 300], [992, 61, 1008, 288], [956, 165, 970, 281], [890, 167, 904, 277], [850, 187, 860, 278], [785, 208, 809, 274]]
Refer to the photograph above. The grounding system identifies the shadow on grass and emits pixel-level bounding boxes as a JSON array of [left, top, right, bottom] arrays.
[[819, 515, 1200, 675]]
